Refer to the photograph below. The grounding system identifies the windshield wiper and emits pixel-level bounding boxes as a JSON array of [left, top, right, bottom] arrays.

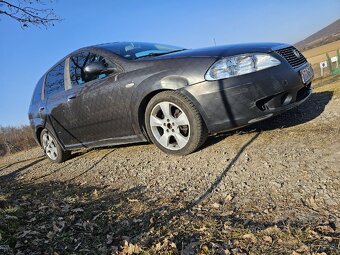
[[135, 49, 186, 59]]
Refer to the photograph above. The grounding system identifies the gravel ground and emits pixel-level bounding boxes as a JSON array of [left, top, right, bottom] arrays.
[[0, 78, 339, 255]]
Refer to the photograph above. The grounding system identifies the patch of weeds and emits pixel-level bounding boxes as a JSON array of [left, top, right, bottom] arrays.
[[0, 205, 26, 248]]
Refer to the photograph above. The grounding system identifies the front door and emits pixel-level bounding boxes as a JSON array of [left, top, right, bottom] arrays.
[[48, 51, 134, 147]]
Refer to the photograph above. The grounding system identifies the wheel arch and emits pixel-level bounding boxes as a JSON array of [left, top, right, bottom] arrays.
[[36, 127, 44, 145], [36, 118, 67, 151], [131, 74, 191, 140], [136, 88, 210, 142]]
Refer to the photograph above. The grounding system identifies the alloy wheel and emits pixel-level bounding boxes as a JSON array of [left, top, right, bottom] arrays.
[[42, 133, 58, 160], [149, 101, 190, 150]]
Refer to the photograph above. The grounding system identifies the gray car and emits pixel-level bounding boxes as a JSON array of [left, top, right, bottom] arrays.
[[29, 41, 313, 163]]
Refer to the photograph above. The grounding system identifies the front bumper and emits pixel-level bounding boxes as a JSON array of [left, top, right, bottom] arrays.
[[180, 62, 312, 134]]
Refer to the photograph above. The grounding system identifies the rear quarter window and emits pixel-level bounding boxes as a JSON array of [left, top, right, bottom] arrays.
[[30, 76, 44, 104]]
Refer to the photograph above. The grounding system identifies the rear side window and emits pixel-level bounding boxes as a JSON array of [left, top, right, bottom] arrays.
[[45, 61, 65, 96]]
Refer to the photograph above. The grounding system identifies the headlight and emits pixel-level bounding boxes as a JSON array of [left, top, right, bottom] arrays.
[[205, 53, 281, 81]]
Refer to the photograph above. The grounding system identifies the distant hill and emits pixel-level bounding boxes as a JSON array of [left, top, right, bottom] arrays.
[[295, 19, 340, 52]]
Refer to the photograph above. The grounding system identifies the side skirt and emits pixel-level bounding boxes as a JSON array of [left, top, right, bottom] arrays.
[[64, 135, 147, 150]]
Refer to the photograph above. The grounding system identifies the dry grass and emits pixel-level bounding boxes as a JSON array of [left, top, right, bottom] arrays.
[[302, 40, 340, 79], [313, 74, 340, 92], [303, 40, 340, 62]]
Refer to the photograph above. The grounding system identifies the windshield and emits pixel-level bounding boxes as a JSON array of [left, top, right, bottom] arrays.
[[98, 42, 185, 60]]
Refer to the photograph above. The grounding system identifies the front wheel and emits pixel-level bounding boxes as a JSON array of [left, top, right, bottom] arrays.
[[145, 91, 207, 155], [40, 129, 71, 163]]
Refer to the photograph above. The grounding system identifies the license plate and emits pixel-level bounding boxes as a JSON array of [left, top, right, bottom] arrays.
[[300, 64, 314, 84]]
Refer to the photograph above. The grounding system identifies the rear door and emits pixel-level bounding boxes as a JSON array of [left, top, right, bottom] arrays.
[[44, 60, 82, 146]]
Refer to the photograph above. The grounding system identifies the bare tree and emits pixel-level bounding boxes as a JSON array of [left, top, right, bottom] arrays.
[[0, 0, 60, 28]]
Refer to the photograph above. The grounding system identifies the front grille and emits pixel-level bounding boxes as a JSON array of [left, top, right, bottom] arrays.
[[275, 46, 307, 68]]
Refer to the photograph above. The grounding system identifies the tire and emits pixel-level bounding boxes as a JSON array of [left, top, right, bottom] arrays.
[[40, 129, 71, 163], [145, 91, 207, 155]]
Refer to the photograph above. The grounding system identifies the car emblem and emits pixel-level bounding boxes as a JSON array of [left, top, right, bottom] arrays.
[[293, 49, 301, 58]]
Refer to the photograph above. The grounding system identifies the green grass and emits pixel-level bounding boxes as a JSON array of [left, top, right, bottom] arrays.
[[0, 206, 25, 248]]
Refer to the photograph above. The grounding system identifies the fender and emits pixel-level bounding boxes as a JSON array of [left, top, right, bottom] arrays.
[[130, 74, 191, 138]]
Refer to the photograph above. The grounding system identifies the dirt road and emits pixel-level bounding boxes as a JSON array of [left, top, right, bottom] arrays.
[[1, 78, 339, 254]]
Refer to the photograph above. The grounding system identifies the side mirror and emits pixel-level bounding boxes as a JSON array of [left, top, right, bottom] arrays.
[[84, 62, 107, 77], [83, 62, 116, 82]]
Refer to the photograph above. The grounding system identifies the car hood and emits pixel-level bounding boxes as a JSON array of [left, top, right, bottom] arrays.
[[152, 42, 290, 60]]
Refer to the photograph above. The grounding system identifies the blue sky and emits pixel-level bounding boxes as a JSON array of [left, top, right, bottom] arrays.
[[0, 0, 339, 126]]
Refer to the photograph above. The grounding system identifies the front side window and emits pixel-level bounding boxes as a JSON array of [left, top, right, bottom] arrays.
[[69, 52, 112, 86], [45, 61, 65, 97]]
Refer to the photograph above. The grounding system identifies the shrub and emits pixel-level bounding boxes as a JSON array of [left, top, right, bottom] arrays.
[[0, 125, 37, 156]]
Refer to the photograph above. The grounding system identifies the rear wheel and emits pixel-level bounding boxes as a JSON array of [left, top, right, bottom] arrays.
[[145, 91, 207, 155], [40, 129, 70, 163]]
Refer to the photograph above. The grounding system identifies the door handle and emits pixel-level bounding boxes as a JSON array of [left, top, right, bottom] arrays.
[[67, 95, 77, 101], [39, 107, 45, 112]]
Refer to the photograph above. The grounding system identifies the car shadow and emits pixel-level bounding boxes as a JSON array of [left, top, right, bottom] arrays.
[[31, 150, 94, 181], [0, 156, 45, 172], [1, 139, 336, 254], [67, 149, 115, 181], [0, 157, 46, 181]]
